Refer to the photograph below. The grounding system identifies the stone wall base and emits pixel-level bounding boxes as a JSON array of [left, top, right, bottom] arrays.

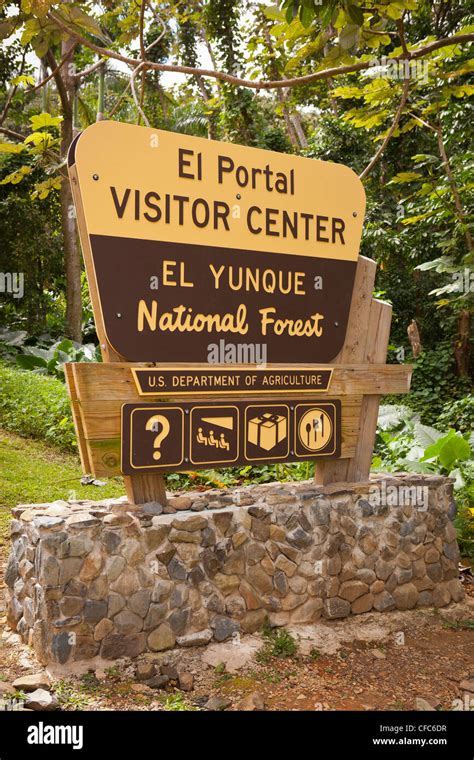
[[5, 475, 463, 665]]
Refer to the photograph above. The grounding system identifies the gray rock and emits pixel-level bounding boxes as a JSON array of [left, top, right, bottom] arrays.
[[357, 499, 374, 517], [106, 555, 126, 582], [58, 557, 83, 586], [286, 527, 312, 549], [136, 662, 156, 681], [38, 555, 60, 587], [238, 692, 266, 711], [51, 632, 72, 664], [167, 556, 187, 581], [393, 583, 419, 610], [443, 541, 459, 563], [12, 673, 50, 692], [161, 664, 179, 680], [141, 501, 164, 516], [178, 672, 194, 691], [25, 689, 58, 711], [114, 610, 144, 634], [84, 599, 108, 625], [144, 603, 167, 631], [147, 623, 176, 652], [102, 531, 122, 554], [188, 566, 205, 585], [426, 562, 443, 583], [128, 589, 151, 618], [176, 629, 213, 647], [108, 592, 126, 618], [145, 674, 169, 689], [206, 695, 232, 711], [211, 615, 240, 642], [168, 607, 190, 635], [273, 570, 288, 596], [323, 597, 351, 619], [373, 590, 396, 612], [5, 554, 19, 588], [201, 527, 216, 547]]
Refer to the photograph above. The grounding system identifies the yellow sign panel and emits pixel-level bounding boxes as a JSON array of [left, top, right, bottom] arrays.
[[72, 121, 365, 263]]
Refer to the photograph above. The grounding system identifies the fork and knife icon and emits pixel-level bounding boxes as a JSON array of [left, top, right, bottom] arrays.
[[305, 413, 325, 447]]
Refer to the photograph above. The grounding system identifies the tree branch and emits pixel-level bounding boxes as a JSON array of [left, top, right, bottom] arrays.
[[73, 57, 107, 83], [0, 126, 26, 141], [26, 47, 74, 95], [45, 48, 73, 119], [359, 77, 410, 180], [47, 11, 474, 91]]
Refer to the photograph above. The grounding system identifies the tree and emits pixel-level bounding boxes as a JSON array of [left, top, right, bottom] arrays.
[[0, 0, 472, 346]]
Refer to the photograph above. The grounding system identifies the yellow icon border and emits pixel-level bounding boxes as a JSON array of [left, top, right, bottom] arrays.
[[244, 404, 290, 462], [131, 367, 334, 397], [125, 405, 185, 470], [294, 402, 337, 457], [189, 405, 239, 465]]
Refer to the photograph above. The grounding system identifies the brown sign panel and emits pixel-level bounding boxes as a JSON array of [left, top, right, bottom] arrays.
[[70, 121, 365, 364], [132, 367, 333, 396], [121, 399, 340, 474]]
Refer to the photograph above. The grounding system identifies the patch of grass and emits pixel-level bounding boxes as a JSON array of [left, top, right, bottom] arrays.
[[0, 363, 76, 451], [214, 662, 226, 675], [104, 665, 121, 680], [443, 618, 474, 631], [256, 622, 298, 663], [220, 676, 259, 693], [79, 671, 100, 692], [53, 680, 89, 710], [309, 647, 322, 661], [163, 693, 197, 711], [0, 429, 124, 510]]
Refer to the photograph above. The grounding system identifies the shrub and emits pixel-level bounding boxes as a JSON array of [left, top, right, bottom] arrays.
[[0, 363, 76, 451], [437, 395, 474, 435]]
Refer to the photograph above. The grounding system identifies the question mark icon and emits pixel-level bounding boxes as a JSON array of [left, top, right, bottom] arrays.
[[145, 414, 170, 461]]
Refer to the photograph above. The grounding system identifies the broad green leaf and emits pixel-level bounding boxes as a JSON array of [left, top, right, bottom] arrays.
[[347, 4, 364, 26], [11, 74, 35, 87], [390, 172, 423, 184], [437, 435, 471, 469], [29, 113, 63, 131], [0, 143, 26, 154], [413, 422, 444, 449]]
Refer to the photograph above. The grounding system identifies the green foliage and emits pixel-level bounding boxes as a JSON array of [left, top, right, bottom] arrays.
[[0, 362, 76, 450], [401, 343, 472, 423], [163, 693, 197, 711], [257, 621, 298, 662], [437, 396, 474, 435]]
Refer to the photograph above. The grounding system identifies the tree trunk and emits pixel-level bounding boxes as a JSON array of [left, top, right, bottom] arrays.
[[48, 34, 83, 341], [454, 309, 471, 377], [407, 319, 422, 358]]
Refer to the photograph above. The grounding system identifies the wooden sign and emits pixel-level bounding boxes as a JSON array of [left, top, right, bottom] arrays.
[[121, 399, 340, 474], [66, 123, 412, 505], [68, 121, 365, 364]]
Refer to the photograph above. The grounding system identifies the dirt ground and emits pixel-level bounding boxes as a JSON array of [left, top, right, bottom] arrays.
[[1, 531, 472, 712]]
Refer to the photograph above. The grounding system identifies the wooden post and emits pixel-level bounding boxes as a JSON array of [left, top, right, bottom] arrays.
[[315, 255, 392, 485]]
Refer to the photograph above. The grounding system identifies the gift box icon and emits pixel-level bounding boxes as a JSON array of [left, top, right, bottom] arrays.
[[247, 412, 287, 451]]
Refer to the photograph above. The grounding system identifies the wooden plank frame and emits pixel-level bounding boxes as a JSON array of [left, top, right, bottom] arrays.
[[315, 256, 396, 485]]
